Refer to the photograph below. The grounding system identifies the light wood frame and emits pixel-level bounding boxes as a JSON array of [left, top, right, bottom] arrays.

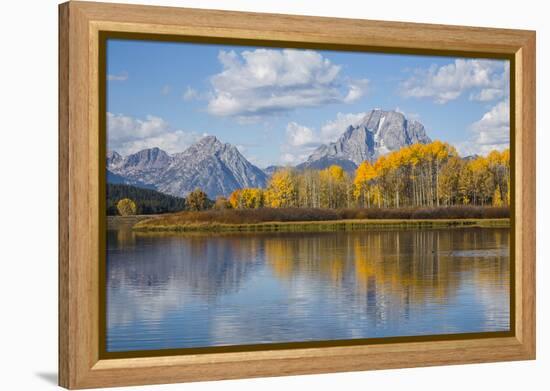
[[59, 1, 536, 389]]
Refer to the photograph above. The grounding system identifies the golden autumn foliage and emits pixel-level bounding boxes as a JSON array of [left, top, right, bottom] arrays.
[[264, 169, 298, 208], [116, 198, 137, 216], [257, 142, 510, 210], [242, 188, 264, 208], [228, 189, 241, 209], [348, 142, 510, 209], [319, 165, 350, 209], [185, 188, 209, 211], [493, 188, 504, 207], [349, 141, 459, 208], [296, 169, 321, 208], [353, 161, 377, 207], [229, 187, 264, 209], [181, 141, 509, 211], [438, 156, 464, 206], [229, 188, 265, 209]]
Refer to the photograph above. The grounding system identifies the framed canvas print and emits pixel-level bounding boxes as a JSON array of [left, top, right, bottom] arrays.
[[59, 1, 536, 389]]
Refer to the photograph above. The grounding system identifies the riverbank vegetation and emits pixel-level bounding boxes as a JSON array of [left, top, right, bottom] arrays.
[[133, 218, 509, 233], [132, 205, 510, 232], [110, 141, 512, 235]]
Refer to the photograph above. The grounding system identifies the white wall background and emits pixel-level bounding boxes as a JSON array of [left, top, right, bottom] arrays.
[[0, 0, 547, 389]]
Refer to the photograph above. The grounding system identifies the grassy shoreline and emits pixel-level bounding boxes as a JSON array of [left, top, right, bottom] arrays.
[[132, 217, 510, 233], [129, 206, 510, 233], [107, 215, 160, 230]]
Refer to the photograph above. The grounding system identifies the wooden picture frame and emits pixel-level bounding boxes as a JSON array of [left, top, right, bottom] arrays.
[[59, 1, 536, 389]]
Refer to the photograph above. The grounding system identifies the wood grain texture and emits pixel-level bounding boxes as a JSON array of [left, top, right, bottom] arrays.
[[58, 3, 70, 387], [71, 1, 531, 53], [515, 34, 536, 354], [58, 1, 536, 388]]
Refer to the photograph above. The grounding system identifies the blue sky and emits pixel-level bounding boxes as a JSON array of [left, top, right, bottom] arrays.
[[107, 39, 510, 167]]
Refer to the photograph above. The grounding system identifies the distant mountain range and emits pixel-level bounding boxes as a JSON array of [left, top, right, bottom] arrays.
[[107, 148, 167, 190], [299, 109, 430, 171], [107, 109, 432, 198], [108, 136, 267, 199]]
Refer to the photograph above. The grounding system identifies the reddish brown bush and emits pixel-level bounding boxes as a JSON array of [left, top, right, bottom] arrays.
[[142, 206, 509, 227]]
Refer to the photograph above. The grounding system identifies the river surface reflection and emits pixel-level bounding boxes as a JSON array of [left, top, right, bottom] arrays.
[[106, 227, 510, 352]]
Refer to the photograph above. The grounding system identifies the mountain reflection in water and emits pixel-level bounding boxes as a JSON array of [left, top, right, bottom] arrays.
[[106, 227, 510, 352]]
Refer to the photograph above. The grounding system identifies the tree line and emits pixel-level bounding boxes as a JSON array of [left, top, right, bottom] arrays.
[[110, 141, 511, 216], [220, 141, 510, 210], [107, 183, 186, 215]]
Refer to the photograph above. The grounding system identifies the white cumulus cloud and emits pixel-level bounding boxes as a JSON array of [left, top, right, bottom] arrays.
[[320, 112, 367, 142], [286, 122, 318, 147], [457, 100, 510, 156], [400, 59, 508, 104], [344, 79, 370, 103], [279, 112, 370, 165], [107, 112, 200, 156], [207, 49, 369, 120], [469, 88, 505, 102], [280, 122, 321, 165]]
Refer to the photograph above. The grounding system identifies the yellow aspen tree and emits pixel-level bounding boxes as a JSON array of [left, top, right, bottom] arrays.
[[265, 169, 297, 208], [438, 156, 463, 206], [372, 185, 382, 208], [353, 161, 377, 207], [240, 188, 264, 208], [372, 155, 389, 207], [430, 141, 455, 206], [469, 157, 494, 205], [228, 189, 242, 209], [117, 198, 137, 216], [493, 187, 503, 206], [297, 169, 321, 208], [319, 165, 348, 208]]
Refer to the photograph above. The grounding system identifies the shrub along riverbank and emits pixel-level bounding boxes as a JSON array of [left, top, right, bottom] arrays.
[[132, 206, 510, 233]]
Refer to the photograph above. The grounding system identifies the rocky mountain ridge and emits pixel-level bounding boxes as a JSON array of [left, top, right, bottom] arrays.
[[303, 109, 431, 170], [108, 136, 267, 198], [107, 109, 432, 198]]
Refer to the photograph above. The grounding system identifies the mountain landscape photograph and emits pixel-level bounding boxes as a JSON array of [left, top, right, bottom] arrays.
[[105, 39, 511, 353]]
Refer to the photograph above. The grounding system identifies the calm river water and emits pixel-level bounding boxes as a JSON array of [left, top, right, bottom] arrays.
[[106, 227, 510, 352]]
